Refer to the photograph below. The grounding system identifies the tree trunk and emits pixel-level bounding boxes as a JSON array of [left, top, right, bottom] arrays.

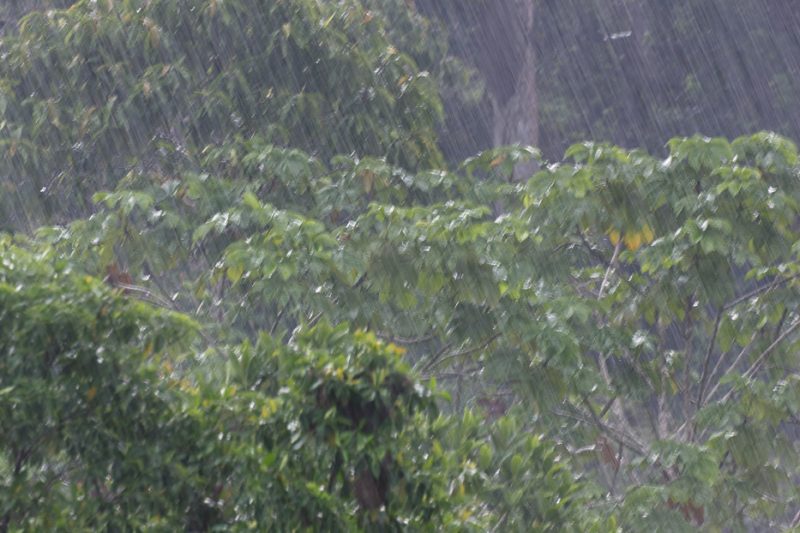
[[488, 2, 538, 179], [487, 1, 538, 147], [416, 0, 539, 177]]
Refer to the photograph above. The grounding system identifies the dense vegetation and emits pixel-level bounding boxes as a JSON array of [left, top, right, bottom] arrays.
[[1, 1, 800, 530]]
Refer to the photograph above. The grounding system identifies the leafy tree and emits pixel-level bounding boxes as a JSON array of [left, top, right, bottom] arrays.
[[0, 235, 595, 530], [0, 0, 445, 229], [0, 5, 593, 531], [38, 132, 800, 530], [2, 1, 800, 531], [514, 133, 800, 529]]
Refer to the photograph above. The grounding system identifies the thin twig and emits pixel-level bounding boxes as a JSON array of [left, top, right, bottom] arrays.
[[307, 311, 324, 328], [592, 238, 646, 448], [581, 395, 605, 428], [115, 282, 176, 309], [703, 330, 758, 406], [432, 368, 483, 380], [599, 396, 617, 419], [376, 332, 436, 345], [552, 408, 647, 457], [790, 508, 800, 529], [736, 318, 800, 381], [270, 300, 291, 335], [422, 333, 501, 373], [610, 441, 624, 493], [672, 329, 758, 440], [713, 318, 800, 407], [722, 275, 797, 311], [696, 309, 722, 409], [419, 342, 453, 373], [598, 239, 622, 299], [680, 294, 695, 426]]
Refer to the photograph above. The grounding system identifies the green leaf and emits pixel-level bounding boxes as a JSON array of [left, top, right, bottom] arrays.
[[227, 264, 244, 284]]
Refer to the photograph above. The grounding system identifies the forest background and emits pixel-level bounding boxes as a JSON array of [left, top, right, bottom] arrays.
[[2, 1, 800, 531]]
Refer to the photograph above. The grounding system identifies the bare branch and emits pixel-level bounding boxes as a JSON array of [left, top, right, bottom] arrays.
[[599, 396, 617, 419], [703, 330, 758, 406], [418, 341, 454, 373], [598, 238, 623, 299], [270, 300, 291, 335], [696, 310, 722, 409], [376, 332, 436, 345], [722, 275, 797, 311], [610, 441, 624, 493], [790, 508, 800, 529], [422, 333, 501, 374], [552, 407, 647, 457], [724, 318, 800, 397]]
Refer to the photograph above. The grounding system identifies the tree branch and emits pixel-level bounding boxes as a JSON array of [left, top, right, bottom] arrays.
[[598, 238, 622, 299], [270, 300, 291, 335], [418, 341, 453, 373], [719, 318, 800, 404], [421, 333, 501, 374], [553, 407, 647, 457], [599, 395, 617, 419], [702, 329, 759, 407], [722, 275, 797, 311], [696, 309, 722, 409], [376, 332, 436, 345]]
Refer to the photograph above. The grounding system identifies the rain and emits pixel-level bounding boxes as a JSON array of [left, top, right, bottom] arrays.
[[1, 0, 799, 530]]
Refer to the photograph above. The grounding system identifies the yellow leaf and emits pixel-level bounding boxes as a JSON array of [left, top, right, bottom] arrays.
[[361, 170, 375, 193], [226, 264, 244, 283], [146, 22, 160, 49], [388, 343, 406, 356], [642, 224, 655, 243], [490, 155, 506, 168], [86, 386, 97, 402], [624, 231, 643, 251], [608, 228, 621, 246]]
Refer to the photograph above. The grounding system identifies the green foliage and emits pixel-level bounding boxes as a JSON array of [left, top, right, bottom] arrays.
[[0, 236, 201, 529], [22, 129, 800, 530], [3, 1, 800, 531], [0, 0, 445, 228], [441, 409, 612, 532], [0, 239, 488, 530]]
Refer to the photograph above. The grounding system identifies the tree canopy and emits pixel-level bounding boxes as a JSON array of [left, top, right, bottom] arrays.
[[2, 1, 800, 531]]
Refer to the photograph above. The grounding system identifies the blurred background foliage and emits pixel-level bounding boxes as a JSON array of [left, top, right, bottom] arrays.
[[2, 0, 800, 530]]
